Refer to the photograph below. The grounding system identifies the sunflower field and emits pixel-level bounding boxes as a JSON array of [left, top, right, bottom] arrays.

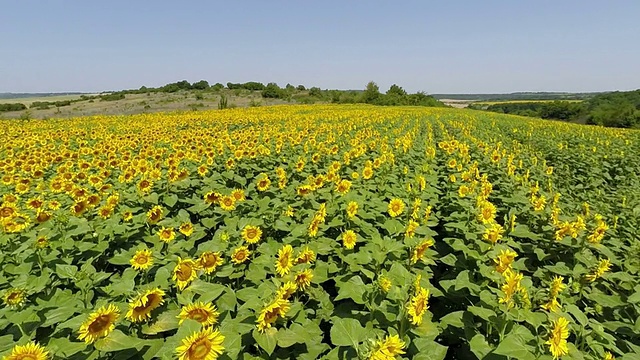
[[1, 105, 639, 360]]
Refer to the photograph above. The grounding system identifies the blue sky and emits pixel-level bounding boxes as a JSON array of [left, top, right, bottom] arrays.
[[1, 1, 639, 93]]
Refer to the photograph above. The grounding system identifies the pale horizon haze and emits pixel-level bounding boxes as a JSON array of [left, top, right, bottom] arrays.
[[1, 1, 639, 94]]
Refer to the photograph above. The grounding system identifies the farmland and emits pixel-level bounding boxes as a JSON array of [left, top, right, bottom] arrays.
[[1, 105, 639, 359]]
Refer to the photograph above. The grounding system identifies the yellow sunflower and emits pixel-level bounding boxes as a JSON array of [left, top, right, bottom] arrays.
[[341, 230, 357, 250], [198, 251, 223, 274], [219, 196, 236, 211], [275, 282, 298, 301], [294, 269, 313, 290], [241, 225, 262, 244], [387, 198, 405, 218], [4, 342, 49, 360], [546, 317, 570, 359], [178, 301, 220, 327], [369, 334, 405, 360], [126, 288, 165, 323], [295, 247, 316, 265], [407, 287, 430, 326], [78, 304, 120, 343], [130, 249, 154, 271], [346, 201, 358, 218], [3, 288, 26, 307], [256, 174, 271, 192], [256, 298, 290, 332], [157, 226, 176, 243], [176, 327, 225, 360], [146, 205, 164, 224], [275, 244, 294, 277], [179, 222, 194, 237], [173, 257, 199, 290], [231, 246, 251, 265]]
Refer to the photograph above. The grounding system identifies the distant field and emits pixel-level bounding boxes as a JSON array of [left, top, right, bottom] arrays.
[[0, 94, 91, 106], [473, 99, 584, 106], [0, 90, 293, 119]]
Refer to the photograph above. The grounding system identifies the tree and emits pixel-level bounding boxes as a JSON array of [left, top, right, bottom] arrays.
[[262, 82, 283, 98], [362, 81, 381, 104], [296, 85, 306, 91], [386, 84, 407, 96], [191, 80, 210, 90], [309, 87, 322, 97]]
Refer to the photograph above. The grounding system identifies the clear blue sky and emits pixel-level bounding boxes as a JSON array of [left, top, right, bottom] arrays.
[[2, 1, 639, 93]]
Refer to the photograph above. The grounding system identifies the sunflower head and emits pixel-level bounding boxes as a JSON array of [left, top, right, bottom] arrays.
[[231, 246, 251, 265], [178, 301, 220, 327], [388, 198, 405, 218], [4, 341, 49, 360], [78, 304, 120, 343], [126, 288, 165, 323], [175, 327, 225, 360], [3, 288, 27, 308], [241, 225, 262, 244], [130, 249, 154, 271]]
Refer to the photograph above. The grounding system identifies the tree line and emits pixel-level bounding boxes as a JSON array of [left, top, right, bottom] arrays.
[[469, 90, 640, 128]]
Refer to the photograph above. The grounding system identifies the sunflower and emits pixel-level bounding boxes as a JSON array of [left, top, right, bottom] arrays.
[[387, 198, 405, 218], [483, 223, 504, 245], [231, 189, 245, 202], [241, 225, 262, 244], [70, 200, 88, 216], [362, 166, 373, 179], [346, 201, 358, 218], [369, 334, 405, 360], [499, 270, 523, 308], [122, 211, 133, 222], [405, 220, 419, 238], [295, 247, 316, 264], [219, 196, 236, 211], [130, 249, 154, 271], [4, 342, 49, 360], [178, 301, 220, 327], [275, 281, 298, 301], [35, 210, 52, 224], [231, 246, 251, 265], [176, 327, 225, 360], [256, 298, 290, 332], [341, 230, 357, 249], [585, 259, 611, 282], [179, 222, 194, 237], [146, 205, 164, 224], [35, 236, 48, 249], [493, 249, 517, 274], [546, 317, 570, 359], [335, 179, 352, 195], [256, 174, 271, 192], [407, 287, 430, 325], [477, 200, 496, 224], [378, 276, 392, 293], [3, 288, 26, 307], [173, 257, 199, 290], [26, 197, 44, 210], [294, 269, 313, 290], [198, 251, 223, 274], [410, 239, 435, 264], [78, 304, 120, 343], [126, 288, 165, 323], [203, 191, 222, 205], [275, 244, 294, 277], [157, 226, 176, 243]]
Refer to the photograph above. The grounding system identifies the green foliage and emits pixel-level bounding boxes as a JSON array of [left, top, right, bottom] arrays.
[[218, 95, 228, 110], [0, 103, 27, 112], [100, 93, 126, 101], [261, 83, 284, 99]]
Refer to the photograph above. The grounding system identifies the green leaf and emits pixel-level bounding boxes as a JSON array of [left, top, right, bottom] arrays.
[[56, 264, 78, 279], [329, 318, 368, 348], [493, 333, 536, 360], [47, 337, 87, 358], [382, 219, 404, 235], [335, 276, 366, 304], [142, 310, 180, 335], [413, 338, 448, 360], [469, 333, 493, 359], [164, 194, 179, 207], [94, 329, 142, 352], [253, 327, 278, 355]]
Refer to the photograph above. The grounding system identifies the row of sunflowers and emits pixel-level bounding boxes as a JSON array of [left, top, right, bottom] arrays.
[[1, 105, 639, 359]]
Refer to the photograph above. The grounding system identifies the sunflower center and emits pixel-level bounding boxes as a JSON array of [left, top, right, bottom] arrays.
[[88, 314, 111, 333], [177, 264, 193, 281], [188, 338, 212, 360], [189, 309, 209, 322], [235, 251, 247, 261]]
